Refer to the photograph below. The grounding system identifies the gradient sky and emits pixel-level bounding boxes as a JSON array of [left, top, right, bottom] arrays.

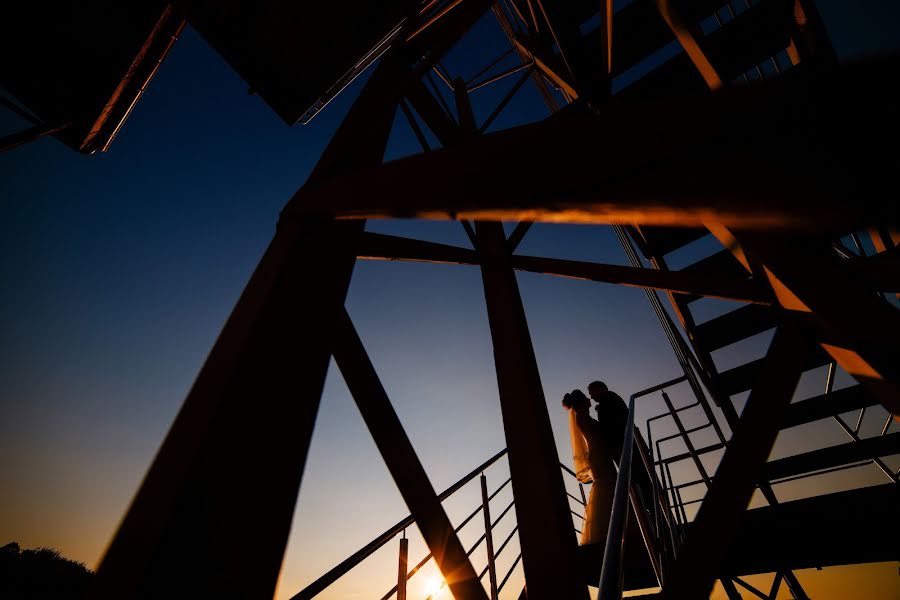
[[2, 2, 899, 599]]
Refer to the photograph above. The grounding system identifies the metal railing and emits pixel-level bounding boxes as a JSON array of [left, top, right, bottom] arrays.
[[597, 393, 637, 599], [292, 447, 596, 600], [291, 448, 509, 600]]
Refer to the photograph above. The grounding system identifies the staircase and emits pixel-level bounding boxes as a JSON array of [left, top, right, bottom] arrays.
[[626, 225, 900, 598]]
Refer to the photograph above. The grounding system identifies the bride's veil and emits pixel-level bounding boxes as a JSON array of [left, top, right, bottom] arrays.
[[568, 409, 593, 484]]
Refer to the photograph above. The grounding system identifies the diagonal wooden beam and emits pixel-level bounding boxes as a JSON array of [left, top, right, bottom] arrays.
[[655, 0, 723, 90], [91, 49, 410, 598], [716, 229, 900, 417], [506, 221, 533, 253], [93, 0, 506, 591], [511, 254, 772, 303], [406, 79, 460, 147], [531, 0, 607, 100], [664, 324, 810, 598], [331, 309, 487, 600], [512, 35, 579, 99]]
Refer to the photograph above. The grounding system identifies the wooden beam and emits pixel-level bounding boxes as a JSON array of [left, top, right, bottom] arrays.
[[332, 309, 487, 600], [92, 54, 409, 598], [763, 432, 900, 481], [356, 231, 479, 265], [665, 324, 809, 598], [285, 57, 900, 232], [780, 385, 876, 429], [722, 230, 900, 417], [476, 221, 587, 599], [406, 79, 460, 147], [511, 254, 772, 303], [354, 234, 771, 304], [655, 0, 722, 90], [506, 221, 533, 253]]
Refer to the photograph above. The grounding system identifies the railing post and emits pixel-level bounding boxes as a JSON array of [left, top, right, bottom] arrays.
[[598, 396, 637, 600], [397, 533, 408, 600], [480, 474, 499, 600]]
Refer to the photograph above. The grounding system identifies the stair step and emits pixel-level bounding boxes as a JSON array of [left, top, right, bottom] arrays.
[[720, 484, 899, 574], [763, 432, 900, 481], [619, 0, 796, 100], [693, 304, 778, 353], [676, 249, 751, 304], [712, 346, 831, 397], [781, 385, 878, 429], [632, 226, 710, 260], [682, 249, 749, 278]]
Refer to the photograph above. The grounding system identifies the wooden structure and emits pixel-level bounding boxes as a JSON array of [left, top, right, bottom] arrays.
[[3, 1, 897, 598]]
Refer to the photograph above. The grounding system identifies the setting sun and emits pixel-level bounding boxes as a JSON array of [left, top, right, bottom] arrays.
[[424, 576, 446, 598]]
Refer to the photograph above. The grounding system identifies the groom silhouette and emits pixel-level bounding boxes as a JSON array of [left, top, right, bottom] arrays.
[[588, 380, 655, 512]]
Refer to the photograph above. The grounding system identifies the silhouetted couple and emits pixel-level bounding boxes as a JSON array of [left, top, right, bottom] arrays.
[[563, 381, 654, 547]]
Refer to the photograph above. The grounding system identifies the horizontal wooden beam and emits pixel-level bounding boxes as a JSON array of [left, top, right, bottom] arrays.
[[285, 57, 900, 232]]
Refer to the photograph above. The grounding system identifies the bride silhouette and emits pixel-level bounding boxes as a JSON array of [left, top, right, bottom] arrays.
[[562, 389, 618, 546]]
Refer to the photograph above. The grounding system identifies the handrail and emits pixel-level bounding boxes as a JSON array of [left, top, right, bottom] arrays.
[[291, 448, 508, 600], [380, 496, 515, 600], [633, 374, 688, 399], [598, 394, 637, 600]]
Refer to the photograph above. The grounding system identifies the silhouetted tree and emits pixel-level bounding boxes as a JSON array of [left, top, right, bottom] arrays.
[[0, 541, 93, 599]]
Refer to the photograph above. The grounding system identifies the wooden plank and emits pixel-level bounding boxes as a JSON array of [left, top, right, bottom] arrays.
[[693, 304, 778, 353], [678, 250, 751, 303], [763, 432, 900, 481], [714, 346, 829, 397], [631, 226, 710, 260], [781, 385, 876, 429], [721, 484, 899, 574]]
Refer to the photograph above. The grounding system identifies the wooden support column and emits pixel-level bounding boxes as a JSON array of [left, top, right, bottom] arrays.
[[475, 221, 586, 599], [92, 57, 402, 600]]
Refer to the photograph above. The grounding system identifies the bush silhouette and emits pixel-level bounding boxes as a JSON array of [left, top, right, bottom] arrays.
[[0, 542, 93, 599]]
